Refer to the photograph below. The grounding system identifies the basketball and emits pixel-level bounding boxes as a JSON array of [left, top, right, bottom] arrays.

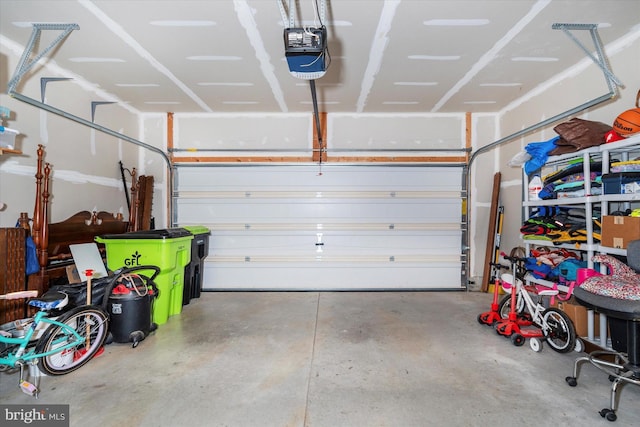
[[613, 108, 640, 137]]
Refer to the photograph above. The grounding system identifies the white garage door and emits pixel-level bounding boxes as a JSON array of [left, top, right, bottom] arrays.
[[174, 164, 465, 290]]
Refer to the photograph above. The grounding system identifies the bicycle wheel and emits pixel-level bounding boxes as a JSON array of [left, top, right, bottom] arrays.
[[542, 307, 576, 353], [497, 293, 529, 320], [35, 306, 109, 376]]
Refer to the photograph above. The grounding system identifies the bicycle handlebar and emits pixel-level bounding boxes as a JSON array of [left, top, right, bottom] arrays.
[[0, 290, 38, 300], [489, 262, 510, 270], [499, 251, 528, 263]]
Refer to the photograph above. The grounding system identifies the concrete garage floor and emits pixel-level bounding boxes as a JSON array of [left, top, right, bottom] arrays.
[[1, 291, 639, 426]]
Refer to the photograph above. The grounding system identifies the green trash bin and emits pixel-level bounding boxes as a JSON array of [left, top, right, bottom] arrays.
[[95, 228, 193, 325], [182, 225, 211, 305]]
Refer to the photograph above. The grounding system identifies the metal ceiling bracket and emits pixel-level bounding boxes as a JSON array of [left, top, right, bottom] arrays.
[[278, 0, 326, 27], [552, 23, 623, 90], [40, 78, 72, 103], [277, 0, 295, 28], [8, 23, 79, 93], [91, 102, 116, 123]]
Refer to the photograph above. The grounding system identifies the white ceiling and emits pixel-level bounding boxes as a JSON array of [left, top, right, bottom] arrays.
[[1, 0, 638, 115]]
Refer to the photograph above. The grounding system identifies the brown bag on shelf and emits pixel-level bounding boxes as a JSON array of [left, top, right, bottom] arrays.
[[549, 118, 612, 156]]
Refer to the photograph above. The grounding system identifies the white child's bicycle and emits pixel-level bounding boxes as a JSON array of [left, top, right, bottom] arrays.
[[493, 254, 582, 353]]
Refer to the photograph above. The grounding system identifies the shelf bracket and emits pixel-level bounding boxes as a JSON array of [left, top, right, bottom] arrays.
[[91, 102, 117, 123], [8, 23, 79, 93], [552, 23, 623, 90], [40, 78, 72, 103]]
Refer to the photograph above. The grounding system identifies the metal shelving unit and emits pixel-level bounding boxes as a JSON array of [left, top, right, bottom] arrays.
[[523, 132, 640, 349]]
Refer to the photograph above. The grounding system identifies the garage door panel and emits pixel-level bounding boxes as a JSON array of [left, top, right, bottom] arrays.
[[176, 199, 461, 223], [210, 231, 461, 255], [177, 166, 462, 192], [174, 164, 465, 290], [203, 263, 462, 290]]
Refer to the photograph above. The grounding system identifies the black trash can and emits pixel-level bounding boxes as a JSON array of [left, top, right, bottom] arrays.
[[107, 285, 155, 347], [182, 226, 211, 305], [103, 265, 160, 348]]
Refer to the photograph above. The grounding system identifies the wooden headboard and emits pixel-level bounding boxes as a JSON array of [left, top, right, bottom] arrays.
[[25, 145, 129, 291], [46, 211, 128, 261]]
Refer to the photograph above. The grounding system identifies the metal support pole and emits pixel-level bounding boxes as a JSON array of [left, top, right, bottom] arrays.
[[310, 79, 323, 155]]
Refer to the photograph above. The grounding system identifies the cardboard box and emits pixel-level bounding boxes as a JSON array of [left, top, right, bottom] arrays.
[[601, 215, 640, 249], [557, 297, 599, 338]]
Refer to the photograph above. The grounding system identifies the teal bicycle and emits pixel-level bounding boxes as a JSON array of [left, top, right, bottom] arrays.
[[0, 289, 109, 396]]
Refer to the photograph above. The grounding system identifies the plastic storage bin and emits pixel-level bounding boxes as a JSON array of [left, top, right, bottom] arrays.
[[95, 228, 193, 325], [0, 126, 19, 150], [182, 225, 211, 305], [602, 172, 640, 195]]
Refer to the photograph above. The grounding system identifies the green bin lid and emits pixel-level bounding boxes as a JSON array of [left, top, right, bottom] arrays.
[[182, 225, 211, 236], [98, 227, 192, 240]]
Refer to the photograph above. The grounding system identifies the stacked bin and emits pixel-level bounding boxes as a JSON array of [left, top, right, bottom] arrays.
[[182, 225, 211, 305], [95, 228, 193, 325]]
